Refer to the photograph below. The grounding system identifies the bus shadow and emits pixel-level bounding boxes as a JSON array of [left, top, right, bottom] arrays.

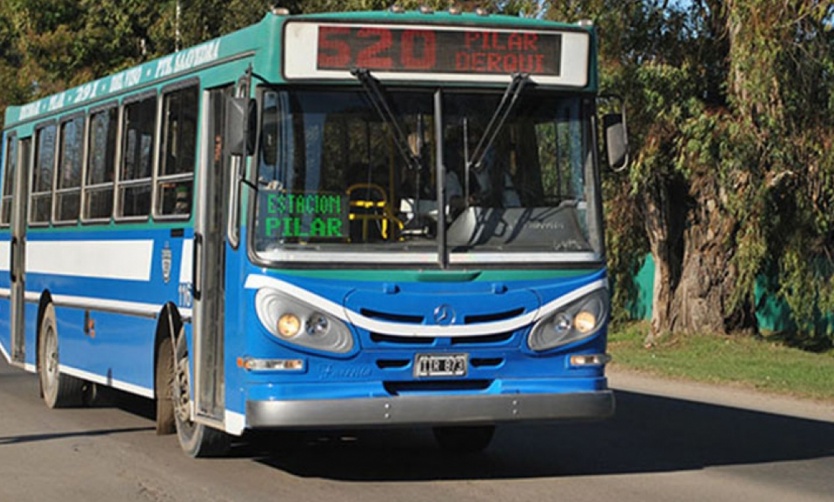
[[0, 426, 154, 446], [248, 390, 834, 480]]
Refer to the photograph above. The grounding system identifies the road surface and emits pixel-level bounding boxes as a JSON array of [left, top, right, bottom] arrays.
[[1, 358, 832, 502]]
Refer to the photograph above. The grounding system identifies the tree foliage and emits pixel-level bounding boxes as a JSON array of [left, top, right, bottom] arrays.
[[1, 1, 834, 347]]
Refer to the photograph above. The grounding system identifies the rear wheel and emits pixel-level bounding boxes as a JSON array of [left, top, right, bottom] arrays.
[[172, 330, 230, 457], [38, 304, 84, 408], [432, 425, 495, 454], [155, 336, 176, 435]]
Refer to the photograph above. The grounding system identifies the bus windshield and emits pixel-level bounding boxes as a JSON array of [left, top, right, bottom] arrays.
[[253, 87, 601, 265]]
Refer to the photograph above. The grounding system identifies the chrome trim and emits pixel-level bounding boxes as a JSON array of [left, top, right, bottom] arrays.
[[50, 293, 160, 318], [246, 390, 614, 428], [450, 252, 600, 264], [257, 249, 438, 264], [14, 289, 192, 321], [254, 249, 601, 265]]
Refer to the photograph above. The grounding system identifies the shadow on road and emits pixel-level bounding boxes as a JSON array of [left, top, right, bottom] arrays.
[[244, 390, 834, 480], [0, 426, 154, 446], [3, 357, 832, 481]]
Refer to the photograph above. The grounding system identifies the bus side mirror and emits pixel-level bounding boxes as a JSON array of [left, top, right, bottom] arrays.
[[603, 112, 629, 171], [225, 97, 257, 156]]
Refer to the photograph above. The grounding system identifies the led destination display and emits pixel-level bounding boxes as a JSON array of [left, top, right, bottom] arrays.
[[259, 191, 348, 240], [316, 25, 562, 76], [284, 21, 590, 88]]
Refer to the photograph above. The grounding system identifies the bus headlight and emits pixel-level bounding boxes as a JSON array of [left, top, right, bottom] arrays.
[[255, 288, 354, 354], [277, 313, 302, 338], [528, 288, 608, 352]]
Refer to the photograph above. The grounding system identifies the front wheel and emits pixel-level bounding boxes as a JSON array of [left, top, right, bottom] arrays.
[[38, 304, 84, 408], [172, 330, 230, 457], [432, 425, 495, 454]]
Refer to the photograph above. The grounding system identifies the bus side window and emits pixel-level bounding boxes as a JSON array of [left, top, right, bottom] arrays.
[[30, 123, 56, 224], [54, 115, 84, 223], [1, 135, 17, 226], [118, 94, 156, 219], [84, 106, 118, 221], [157, 84, 198, 217]]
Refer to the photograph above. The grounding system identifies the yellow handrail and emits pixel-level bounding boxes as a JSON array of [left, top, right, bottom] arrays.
[[346, 183, 403, 241]]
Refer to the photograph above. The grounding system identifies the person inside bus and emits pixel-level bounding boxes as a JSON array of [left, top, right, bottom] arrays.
[[445, 142, 520, 213]]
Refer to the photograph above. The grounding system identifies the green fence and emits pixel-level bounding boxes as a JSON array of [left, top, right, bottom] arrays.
[[626, 255, 796, 333]]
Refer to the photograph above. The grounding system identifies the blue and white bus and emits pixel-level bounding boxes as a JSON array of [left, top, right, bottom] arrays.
[[0, 7, 625, 456]]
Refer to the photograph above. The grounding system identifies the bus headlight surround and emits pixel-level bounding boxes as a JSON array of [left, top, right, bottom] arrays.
[[528, 288, 609, 352], [255, 288, 354, 354]]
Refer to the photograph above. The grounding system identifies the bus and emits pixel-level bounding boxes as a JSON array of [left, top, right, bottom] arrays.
[[0, 6, 625, 457]]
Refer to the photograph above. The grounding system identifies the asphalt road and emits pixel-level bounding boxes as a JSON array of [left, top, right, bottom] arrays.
[[1, 358, 832, 502]]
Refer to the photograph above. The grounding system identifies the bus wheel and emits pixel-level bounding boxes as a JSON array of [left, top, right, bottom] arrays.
[[432, 425, 495, 454], [155, 336, 175, 434], [38, 304, 84, 408], [172, 330, 230, 457]]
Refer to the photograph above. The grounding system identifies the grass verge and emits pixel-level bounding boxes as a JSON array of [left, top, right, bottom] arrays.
[[607, 322, 834, 402]]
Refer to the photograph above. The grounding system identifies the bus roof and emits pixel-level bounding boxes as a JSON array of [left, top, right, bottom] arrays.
[[3, 9, 596, 129]]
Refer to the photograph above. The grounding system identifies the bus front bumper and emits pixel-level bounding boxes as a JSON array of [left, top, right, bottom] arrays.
[[245, 390, 615, 428]]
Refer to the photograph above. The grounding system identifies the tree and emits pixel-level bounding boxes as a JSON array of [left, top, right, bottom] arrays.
[[717, 0, 834, 344], [0, 2, 29, 128], [602, 0, 834, 346]]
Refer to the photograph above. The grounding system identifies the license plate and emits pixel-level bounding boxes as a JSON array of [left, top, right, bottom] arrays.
[[414, 353, 468, 378]]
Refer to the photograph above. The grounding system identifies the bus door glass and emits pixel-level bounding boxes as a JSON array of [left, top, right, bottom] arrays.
[[192, 86, 233, 423], [9, 136, 30, 365]]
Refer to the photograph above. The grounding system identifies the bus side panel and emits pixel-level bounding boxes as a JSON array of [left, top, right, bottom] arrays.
[[21, 227, 193, 395], [53, 306, 157, 396], [221, 233, 250, 420], [0, 236, 10, 360], [22, 301, 39, 369]]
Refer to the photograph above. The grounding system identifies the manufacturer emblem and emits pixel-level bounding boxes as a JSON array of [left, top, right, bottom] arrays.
[[161, 244, 172, 284], [433, 304, 455, 325]]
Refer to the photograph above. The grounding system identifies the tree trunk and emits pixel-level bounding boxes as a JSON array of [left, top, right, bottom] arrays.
[[668, 173, 756, 336], [642, 175, 684, 345]]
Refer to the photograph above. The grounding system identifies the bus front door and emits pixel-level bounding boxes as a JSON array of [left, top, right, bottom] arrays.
[[9, 137, 30, 367], [190, 87, 233, 426]]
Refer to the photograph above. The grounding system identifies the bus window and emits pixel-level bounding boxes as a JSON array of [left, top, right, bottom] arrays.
[[84, 107, 118, 220], [1, 135, 17, 226], [118, 95, 156, 218], [255, 89, 433, 249], [30, 124, 57, 224], [156, 85, 198, 217], [54, 115, 84, 223]]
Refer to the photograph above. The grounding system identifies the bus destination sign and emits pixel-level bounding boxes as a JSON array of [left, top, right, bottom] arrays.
[[316, 26, 561, 76], [283, 21, 590, 87], [258, 190, 348, 240]]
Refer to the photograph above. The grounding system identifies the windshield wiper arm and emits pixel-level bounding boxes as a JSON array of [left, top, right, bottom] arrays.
[[468, 73, 529, 172], [351, 68, 420, 172]]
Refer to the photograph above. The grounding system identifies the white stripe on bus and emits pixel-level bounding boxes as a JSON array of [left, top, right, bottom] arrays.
[[60, 364, 155, 398], [0, 239, 154, 280], [244, 273, 607, 338]]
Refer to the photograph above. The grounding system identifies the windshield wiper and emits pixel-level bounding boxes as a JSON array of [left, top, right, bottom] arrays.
[[467, 73, 529, 172], [351, 68, 420, 172]]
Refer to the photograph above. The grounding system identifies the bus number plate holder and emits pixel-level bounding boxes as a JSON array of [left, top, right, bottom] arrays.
[[414, 353, 468, 378]]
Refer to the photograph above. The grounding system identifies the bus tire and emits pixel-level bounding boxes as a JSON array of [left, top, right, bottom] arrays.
[[432, 425, 495, 454], [172, 329, 230, 457], [81, 381, 103, 407], [155, 336, 176, 435], [38, 304, 84, 408]]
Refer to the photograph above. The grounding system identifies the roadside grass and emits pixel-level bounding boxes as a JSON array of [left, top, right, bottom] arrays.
[[607, 322, 834, 402]]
